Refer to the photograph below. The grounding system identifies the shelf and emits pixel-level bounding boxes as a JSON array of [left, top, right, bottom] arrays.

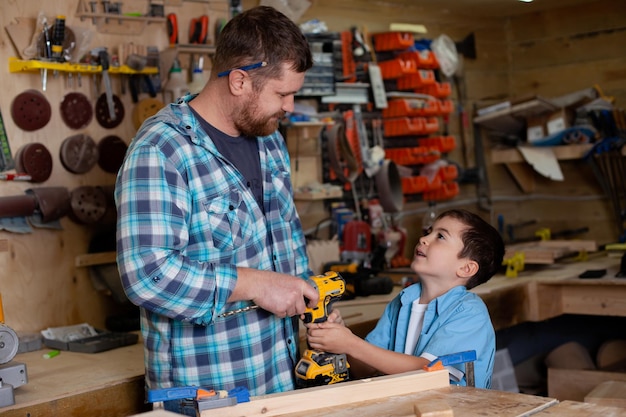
[[474, 97, 558, 133], [75, 252, 116, 267], [294, 188, 343, 201], [490, 143, 594, 193], [76, 0, 166, 35], [8, 57, 158, 75], [174, 44, 217, 55], [491, 143, 593, 164]]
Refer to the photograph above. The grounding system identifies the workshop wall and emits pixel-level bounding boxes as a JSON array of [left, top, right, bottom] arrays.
[[0, 0, 623, 334], [486, 0, 626, 246]]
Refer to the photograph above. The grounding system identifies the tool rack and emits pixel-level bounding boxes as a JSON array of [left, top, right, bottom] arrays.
[[8, 57, 159, 75]]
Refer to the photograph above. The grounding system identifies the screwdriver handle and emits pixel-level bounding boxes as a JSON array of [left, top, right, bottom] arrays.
[[51, 15, 66, 61], [99, 49, 110, 71]]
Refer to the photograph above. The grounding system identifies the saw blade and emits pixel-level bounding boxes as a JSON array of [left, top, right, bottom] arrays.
[[0, 325, 19, 364]]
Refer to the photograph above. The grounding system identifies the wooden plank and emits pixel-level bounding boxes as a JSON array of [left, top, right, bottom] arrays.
[[511, 29, 626, 71], [525, 280, 563, 323], [584, 381, 626, 408], [505, 240, 598, 264], [547, 368, 626, 402], [504, 162, 535, 193], [536, 400, 626, 417], [7, 341, 146, 415], [254, 386, 557, 417], [491, 144, 593, 164], [509, 57, 626, 99], [75, 251, 117, 267], [201, 370, 450, 417], [509, 0, 626, 42], [560, 284, 626, 316]]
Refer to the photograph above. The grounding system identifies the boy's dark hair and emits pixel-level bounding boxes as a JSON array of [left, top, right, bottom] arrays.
[[213, 6, 313, 89], [437, 209, 505, 289]]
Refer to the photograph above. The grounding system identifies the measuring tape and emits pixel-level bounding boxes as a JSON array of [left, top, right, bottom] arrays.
[[0, 108, 15, 172]]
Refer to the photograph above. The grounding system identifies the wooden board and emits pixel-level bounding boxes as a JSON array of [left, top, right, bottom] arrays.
[[201, 370, 450, 417], [226, 386, 558, 417], [6, 341, 148, 416], [505, 240, 598, 264], [534, 400, 626, 417], [548, 368, 626, 402], [585, 381, 626, 409]]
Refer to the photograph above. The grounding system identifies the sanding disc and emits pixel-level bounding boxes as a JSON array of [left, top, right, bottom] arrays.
[[11, 89, 52, 131], [95, 93, 124, 129], [14, 142, 53, 183], [98, 135, 127, 174], [59, 134, 99, 174], [60, 92, 93, 129], [132, 97, 164, 130], [69, 185, 108, 224]]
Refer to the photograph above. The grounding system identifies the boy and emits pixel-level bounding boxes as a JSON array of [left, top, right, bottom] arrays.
[[306, 209, 505, 389]]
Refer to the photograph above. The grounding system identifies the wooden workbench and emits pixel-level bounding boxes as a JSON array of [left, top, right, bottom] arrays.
[[3, 341, 150, 417], [5, 253, 626, 416]]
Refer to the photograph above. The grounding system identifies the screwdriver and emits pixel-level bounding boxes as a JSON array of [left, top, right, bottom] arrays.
[[51, 15, 66, 62]]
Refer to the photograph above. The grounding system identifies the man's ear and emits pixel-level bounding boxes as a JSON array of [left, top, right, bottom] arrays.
[[226, 70, 249, 96], [457, 259, 478, 279]]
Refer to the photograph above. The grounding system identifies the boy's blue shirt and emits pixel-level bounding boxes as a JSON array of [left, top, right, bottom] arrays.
[[365, 283, 495, 389]]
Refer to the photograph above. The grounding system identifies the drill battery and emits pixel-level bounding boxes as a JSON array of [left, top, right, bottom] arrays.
[[295, 349, 350, 388]]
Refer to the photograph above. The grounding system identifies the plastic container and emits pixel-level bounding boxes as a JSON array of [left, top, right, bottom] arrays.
[[163, 60, 190, 103], [422, 201, 438, 234], [188, 67, 207, 94]]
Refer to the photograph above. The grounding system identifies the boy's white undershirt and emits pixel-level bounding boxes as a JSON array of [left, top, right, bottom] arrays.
[[404, 298, 464, 383]]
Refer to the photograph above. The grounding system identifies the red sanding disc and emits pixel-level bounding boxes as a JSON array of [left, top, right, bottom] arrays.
[[60, 92, 93, 129], [95, 93, 124, 129], [14, 142, 53, 183], [10, 89, 52, 131], [59, 134, 99, 174]]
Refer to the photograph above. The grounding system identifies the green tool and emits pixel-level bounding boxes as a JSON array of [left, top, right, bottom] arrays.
[[0, 108, 15, 172]]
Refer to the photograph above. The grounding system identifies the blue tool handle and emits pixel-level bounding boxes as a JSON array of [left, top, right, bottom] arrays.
[[428, 350, 476, 367], [147, 387, 198, 402]]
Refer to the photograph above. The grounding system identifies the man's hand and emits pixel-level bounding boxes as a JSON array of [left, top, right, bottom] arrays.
[[230, 268, 319, 318]]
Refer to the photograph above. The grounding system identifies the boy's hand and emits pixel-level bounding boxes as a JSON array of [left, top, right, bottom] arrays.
[[327, 308, 345, 326], [306, 321, 353, 354]]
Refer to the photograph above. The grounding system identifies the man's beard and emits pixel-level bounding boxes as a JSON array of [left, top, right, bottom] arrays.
[[234, 95, 284, 137]]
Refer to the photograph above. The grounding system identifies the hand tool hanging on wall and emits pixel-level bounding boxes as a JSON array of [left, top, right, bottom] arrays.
[[95, 48, 116, 121], [189, 15, 209, 44], [0, 108, 15, 172], [167, 13, 178, 46], [50, 15, 66, 62]]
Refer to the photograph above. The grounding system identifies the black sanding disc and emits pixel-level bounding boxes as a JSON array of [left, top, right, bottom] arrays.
[[59, 134, 99, 174], [60, 92, 93, 129], [98, 135, 128, 174], [95, 93, 124, 129], [11, 89, 52, 131]]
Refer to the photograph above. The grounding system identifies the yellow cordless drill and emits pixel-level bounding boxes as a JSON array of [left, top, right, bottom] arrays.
[[295, 271, 350, 388]]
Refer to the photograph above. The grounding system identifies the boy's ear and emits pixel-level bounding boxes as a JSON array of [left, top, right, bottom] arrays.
[[458, 259, 479, 279]]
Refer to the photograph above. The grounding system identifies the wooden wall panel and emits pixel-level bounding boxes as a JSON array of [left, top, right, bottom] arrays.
[[1, 0, 622, 334], [509, 0, 626, 42]]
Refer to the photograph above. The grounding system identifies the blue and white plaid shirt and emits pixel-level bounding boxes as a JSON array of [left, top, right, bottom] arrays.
[[115, 95, 310, 396]]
